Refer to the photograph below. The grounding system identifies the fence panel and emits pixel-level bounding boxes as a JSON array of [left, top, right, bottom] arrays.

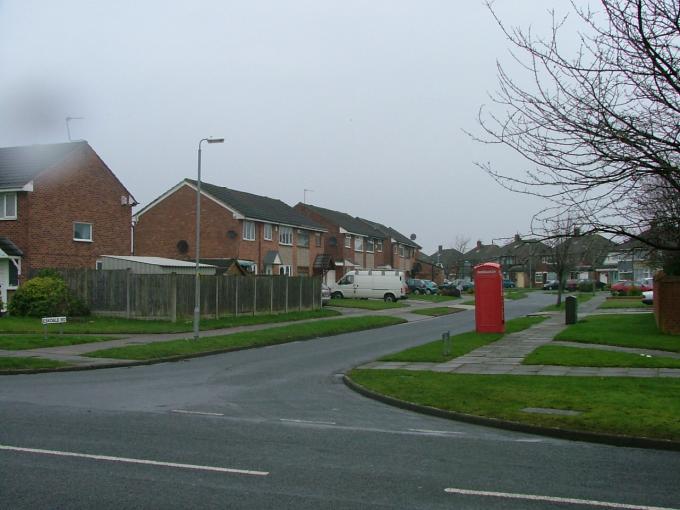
[[130, 274, 173, 319], [237, 276, 255, 315]]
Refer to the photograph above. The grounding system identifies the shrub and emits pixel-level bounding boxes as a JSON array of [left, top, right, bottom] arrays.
[[8, 276, 90, 317], [626, 286, 642, 296], [440, 287, 461, 297], [35, 268, 64, 279], [578, 281, 594, 292]]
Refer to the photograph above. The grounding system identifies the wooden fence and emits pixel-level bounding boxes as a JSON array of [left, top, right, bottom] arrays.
[[52, 269, 322, 321]]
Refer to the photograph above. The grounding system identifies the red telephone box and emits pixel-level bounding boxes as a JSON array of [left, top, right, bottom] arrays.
[[474, 262, 505, 333]]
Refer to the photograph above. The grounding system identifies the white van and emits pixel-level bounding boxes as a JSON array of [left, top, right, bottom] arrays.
[[329, 270, 407, 302]]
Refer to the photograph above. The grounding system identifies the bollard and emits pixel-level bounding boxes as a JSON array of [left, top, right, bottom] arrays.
[[442, 331, 451, 356], [565, 295, 578, 325]]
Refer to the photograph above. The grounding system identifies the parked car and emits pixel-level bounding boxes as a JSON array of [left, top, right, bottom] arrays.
[[321, 283, 331, 305], [438, 281, 462, 297], [542, 280, 559, 290], [611, 279, 652, 295], [421, 280, 440, 295], [331, 270, 407, 302], [406, 278, 427, 294], [503, 279, 516, 288], [642, 290, 653, 305]]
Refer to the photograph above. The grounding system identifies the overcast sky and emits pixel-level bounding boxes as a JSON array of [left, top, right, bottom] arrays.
[[0, 1, 587, 254]]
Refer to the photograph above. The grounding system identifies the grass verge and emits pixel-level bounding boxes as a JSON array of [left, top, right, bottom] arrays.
[[408, 294, 460, 303], [599, 298, 647, 309], [379, 316, 547, 363], [0, 309, 341, 334], [541, 293, 594, 311], [410, 307, 465, 317], [461, 299, 475, 306], [504, 289, 529, 300], [0, 356, 71, 370], [555, 314, 679, 352], [349, 370, 680, 441], [524, 345, 680, 368], [328, 298, 406, 310], [87, 316, 406, 360], [0, 334, 121, 350]]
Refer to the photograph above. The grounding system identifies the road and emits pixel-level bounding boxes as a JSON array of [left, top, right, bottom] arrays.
[[1, 292, 679, 509]]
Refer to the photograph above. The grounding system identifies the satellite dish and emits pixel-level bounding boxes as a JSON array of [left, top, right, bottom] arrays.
[[409, 233, 417, 240]]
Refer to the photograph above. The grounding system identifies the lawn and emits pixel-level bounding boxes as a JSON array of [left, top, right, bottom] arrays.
[[410, 307, 465, 317], [0, 309, 340, 334], [0, 334, 121, 350], [408, 294, 459, 303], [0, 356, 70, 370], [87, 316, 406, 360], [504, 289, 529, 300], [524, 345, 680, 368], [541, 293, 594, 311], [379, 316, 547, 363], [555, 313, 680, 352], [349, 370, 680, 441], [599, 297, 647, 309], [461, 299, 475, 306], [328, 298, 407, 310]]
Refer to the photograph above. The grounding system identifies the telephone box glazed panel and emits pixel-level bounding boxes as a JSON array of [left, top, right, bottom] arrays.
[[474, 262, 505, 333]]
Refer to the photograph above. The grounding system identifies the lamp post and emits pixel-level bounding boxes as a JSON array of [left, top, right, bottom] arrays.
[[194, 137, 224, 341]]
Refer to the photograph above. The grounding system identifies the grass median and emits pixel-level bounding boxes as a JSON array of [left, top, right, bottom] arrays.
[[408, 294, 460, 303], [410, 307, 465, 317], [541, 292, 594, 311], [524, 345, 680, 368], [348, 370, 680, 441], [328, 298, 407, 310], [0, 309, 341, 334], [87, 316, 406, 360], [555, 313, 679, 352], [0, 356, 71, 371], [379, 316, 547, 363]]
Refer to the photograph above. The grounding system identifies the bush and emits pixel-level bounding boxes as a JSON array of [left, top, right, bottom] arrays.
[[8, 276, 90, 317], [626, 286, 642, 296], [440, 287, 461, 297], [578, 281, 594, 292]]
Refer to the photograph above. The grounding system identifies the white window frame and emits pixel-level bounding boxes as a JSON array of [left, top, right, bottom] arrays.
[[315, 232, 321, 247], [534, 272, 544, 283], [73, 222, 93, 242], [243, 220, 256, 241], [366, 238, 374, 253], [279, 264, 292, 276], [279, 226, 293, 245], [0, 192, 17, 220], [376, 239, 383, 252], [297, 230, 309, 248], [399, 244, 405, 257], [345, 235, 351, 248], [354, 237, 364, 252], [263, 223, 272, 241]]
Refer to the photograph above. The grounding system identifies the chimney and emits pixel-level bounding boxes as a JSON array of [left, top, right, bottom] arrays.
[[514, 234, 521, 242], [438, 245, 443, 253], [476, 240, 482, 249]]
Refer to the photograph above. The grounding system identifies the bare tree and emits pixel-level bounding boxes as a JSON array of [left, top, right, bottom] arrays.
[[539, 217, 580, 306], [451, 235, 471, 255], [474, 0, 680, 256]]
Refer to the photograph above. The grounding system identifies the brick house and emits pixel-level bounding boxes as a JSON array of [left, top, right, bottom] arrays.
[[498, 234, 552, 288], [412, 252, 444, 284], [459, 241, 502, 280], [134, 179, 326, 276], [0, 141, 136, 305], [430, 246, 463, 279], [294, 203, 420, 280]]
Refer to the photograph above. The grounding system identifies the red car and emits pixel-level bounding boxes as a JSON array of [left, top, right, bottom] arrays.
[[610, 279, 652, 294]]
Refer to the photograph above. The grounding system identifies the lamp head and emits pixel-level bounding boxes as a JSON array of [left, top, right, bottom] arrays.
[[207, 138, 225, 144]]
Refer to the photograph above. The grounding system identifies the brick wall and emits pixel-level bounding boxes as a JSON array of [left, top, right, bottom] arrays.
[[7, 144, 133, 280], [654, 274, 680, 334], [135, 184, 324, 275]]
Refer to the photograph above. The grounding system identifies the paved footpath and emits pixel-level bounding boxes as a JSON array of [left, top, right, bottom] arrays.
[[360, 294, 680, 378]]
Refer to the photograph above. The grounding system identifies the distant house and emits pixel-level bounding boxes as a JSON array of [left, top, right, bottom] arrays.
[[294, 203, 420, 280], [498, 235, 552, 288], [0, 141, 136, 305], [134, 180, 327, 277], [459, 241, 502, 280], [598, 235, 659, 284], [561, 232, 615, 282], [412, 252, 444, 284], [430, 246, 463, 280], [98, 255, 217, 275]]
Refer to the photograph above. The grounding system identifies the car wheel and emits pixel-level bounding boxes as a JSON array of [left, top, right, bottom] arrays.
[[413, 289, 421, 295], [384, 293, 396, 303], [331, 292, 343, 299], [425, 289, 432, 295]]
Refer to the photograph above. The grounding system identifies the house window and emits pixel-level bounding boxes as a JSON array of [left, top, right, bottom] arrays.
[[315, 233, 321, 247], [243, 220, 256, 241], [264, 223, 272, 241], [534, 272, 544, 283], [0, 192, 17, 220], [399, 244, 405, 257], [345, 235, 351, 248], [354, 237, 364, 252], [376, 240, 383, 252], [73, 222, 93, 242], [298, 230, 309, 248], [366, 238, 374, 253], [279, 226, 293, 245], [393, 244, 398, 254], [9, 259, 19, 286], [279, 265, 292, 276]]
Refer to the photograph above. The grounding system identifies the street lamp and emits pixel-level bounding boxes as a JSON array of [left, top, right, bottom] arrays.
[[194, 137, 224, 341]]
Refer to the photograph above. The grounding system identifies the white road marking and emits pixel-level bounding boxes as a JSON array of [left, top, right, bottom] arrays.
[[171, 409, 224, 416], [0, 444, 269, 477], [514, 438, 544, 443], [407, 428, 464, 436], [444, 488, 678, 510], [279, 418, 337, 425]]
